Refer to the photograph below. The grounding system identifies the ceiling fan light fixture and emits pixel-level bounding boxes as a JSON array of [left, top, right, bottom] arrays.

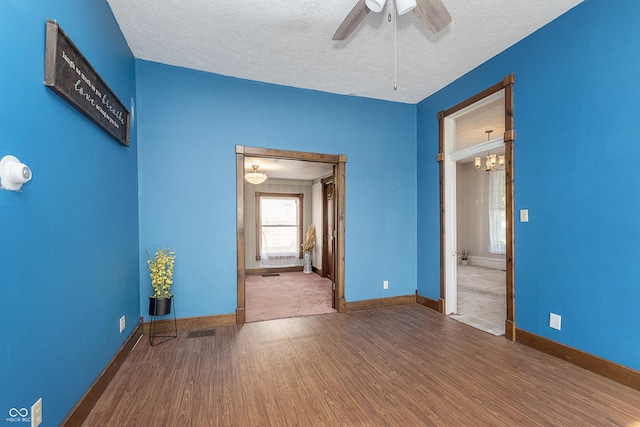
[[396, 0, 417, 15], [365, 0, 386, 13]]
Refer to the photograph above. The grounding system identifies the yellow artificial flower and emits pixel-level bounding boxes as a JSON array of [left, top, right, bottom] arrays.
[[146, 248, 176, 298]]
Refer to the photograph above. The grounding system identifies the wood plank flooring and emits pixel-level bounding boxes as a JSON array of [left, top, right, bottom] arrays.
[[83, 304, 640, 426]]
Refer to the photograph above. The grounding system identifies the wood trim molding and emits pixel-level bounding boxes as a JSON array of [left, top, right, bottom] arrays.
[[442, 80, 505, 118], [61, 321, 144, 427], [516, 328, 640, 392], [505, 319, 516, 341], [440, 73, 515, 119], [437, 113, 446, 304], [503, 73, 515, 86], [504, 76, 516, 341], [416, 293, 440, 313], [345, 295, 416, 312], [438, 74, 516, 339], [246, 266, 303, 275], [335, 160, 346, 313], [242, 146, 340, 164], [143, 313, 236, 334], [416, 293, 445, 314], [321, 177, 333, 280], [236, 307, 245, 324], [236, 152, 246, 324], [503, 129, 516, 142]]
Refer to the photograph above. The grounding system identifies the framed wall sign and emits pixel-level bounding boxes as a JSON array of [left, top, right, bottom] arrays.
[[44, 20, 130, 146]]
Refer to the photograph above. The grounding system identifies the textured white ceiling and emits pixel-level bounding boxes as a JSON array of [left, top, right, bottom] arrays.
[[106, 0, 583, 104], [455, 95, 505, 150], [245, 156, 333, 181]]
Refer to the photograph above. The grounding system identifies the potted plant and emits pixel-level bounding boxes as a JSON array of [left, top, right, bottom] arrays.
[[301, 225, 316, 274], [459, 248, 470, 265], [146, 247, 176, 316]]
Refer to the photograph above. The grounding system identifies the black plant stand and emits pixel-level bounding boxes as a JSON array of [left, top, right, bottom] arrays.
[[149, 297, 177, 346]]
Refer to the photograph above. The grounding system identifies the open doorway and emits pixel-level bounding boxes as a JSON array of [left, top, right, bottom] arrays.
[[437, 75, 516, 340], [235, 146, 346, 324], [449, 119, 506, 335]]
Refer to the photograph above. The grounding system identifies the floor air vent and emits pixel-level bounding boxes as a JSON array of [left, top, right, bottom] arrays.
[[262, 273, 280, 277], [187, 329, 217, 338]]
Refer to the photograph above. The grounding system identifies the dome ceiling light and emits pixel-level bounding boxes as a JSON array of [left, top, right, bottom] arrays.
[[245, 165, 267, 185]]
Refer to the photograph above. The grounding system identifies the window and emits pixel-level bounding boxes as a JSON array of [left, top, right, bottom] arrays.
[[255, 193, 304, 265], [488, 170, 506, 254]]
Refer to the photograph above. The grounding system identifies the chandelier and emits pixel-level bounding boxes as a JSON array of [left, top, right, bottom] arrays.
[[245, 165, 267, 185], [474, 130, 505, 172]]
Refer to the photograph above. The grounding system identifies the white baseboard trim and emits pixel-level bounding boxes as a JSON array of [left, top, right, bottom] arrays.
[[469, 256, 506, 270]]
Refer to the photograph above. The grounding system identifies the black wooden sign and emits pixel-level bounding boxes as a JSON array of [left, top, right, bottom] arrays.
[[44, 20, 130, 146]]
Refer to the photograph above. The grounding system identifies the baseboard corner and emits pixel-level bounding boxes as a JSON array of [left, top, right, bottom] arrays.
[[416, 293, 444, 314]]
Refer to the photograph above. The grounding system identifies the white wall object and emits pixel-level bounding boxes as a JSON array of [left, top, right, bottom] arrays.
[[0, 155, 32, 191]]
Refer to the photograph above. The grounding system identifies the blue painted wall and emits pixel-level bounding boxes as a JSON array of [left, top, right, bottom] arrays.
[[0, 1, 138, 424], [417, 0, 640, 371], [5, 0, 638, 423], [136, 61, 417, 319]]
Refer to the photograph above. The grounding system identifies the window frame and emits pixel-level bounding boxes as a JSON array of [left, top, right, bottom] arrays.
[[255, 192, 304, 261]]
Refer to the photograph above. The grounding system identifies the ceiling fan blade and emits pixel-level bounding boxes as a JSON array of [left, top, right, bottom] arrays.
[[413, 0, 451, 33], [333, 0, 370, 41]]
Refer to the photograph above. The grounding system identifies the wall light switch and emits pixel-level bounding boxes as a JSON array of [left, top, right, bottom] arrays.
[[520, 209, 529, 222], [550, 313, 561, 330]]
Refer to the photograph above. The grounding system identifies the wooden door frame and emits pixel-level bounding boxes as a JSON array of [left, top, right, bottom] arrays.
[[321, 175, 334, 279], [321, 175, 337, 308], [235, 145, 347, 324], [437, 74, 516, 340]]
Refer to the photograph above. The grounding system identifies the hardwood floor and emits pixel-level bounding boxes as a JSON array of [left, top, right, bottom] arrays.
[[83, 305, 640, 426]]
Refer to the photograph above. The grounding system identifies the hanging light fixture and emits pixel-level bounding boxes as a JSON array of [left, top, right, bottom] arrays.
[[365, 0, 416, 16], [365, 0, 386, 13], [363, 0, 417, 90], [474, 130, 505, 172], [245, 165, 267, 185]]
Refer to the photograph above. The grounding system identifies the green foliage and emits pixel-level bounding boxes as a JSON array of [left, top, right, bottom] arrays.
[[146, 248, 176, 298]]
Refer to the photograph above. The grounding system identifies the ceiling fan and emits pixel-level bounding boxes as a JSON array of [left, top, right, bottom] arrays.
[[333, 0, 451, 41]]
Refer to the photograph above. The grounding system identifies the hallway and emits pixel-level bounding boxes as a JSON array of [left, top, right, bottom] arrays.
[[450, 265, 506, 335]]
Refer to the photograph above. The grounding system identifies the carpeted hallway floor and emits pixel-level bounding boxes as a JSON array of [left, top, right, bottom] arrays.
[[450, 265, 506, 336], [246, 271, 336, 322]]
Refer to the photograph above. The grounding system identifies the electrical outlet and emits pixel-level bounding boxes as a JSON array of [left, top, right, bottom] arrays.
[[550, 313, 561, 330], [119, 315, 126, 333], [31, 398, 42, 427], [383, 280, 389, 290]]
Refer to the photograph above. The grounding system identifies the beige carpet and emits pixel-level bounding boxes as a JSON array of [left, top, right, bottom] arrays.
[[450, 265, 506, 336], [246, 271, 336, 322]]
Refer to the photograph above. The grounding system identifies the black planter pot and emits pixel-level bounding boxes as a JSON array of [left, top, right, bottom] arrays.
[[149, 296, 172, 316]]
